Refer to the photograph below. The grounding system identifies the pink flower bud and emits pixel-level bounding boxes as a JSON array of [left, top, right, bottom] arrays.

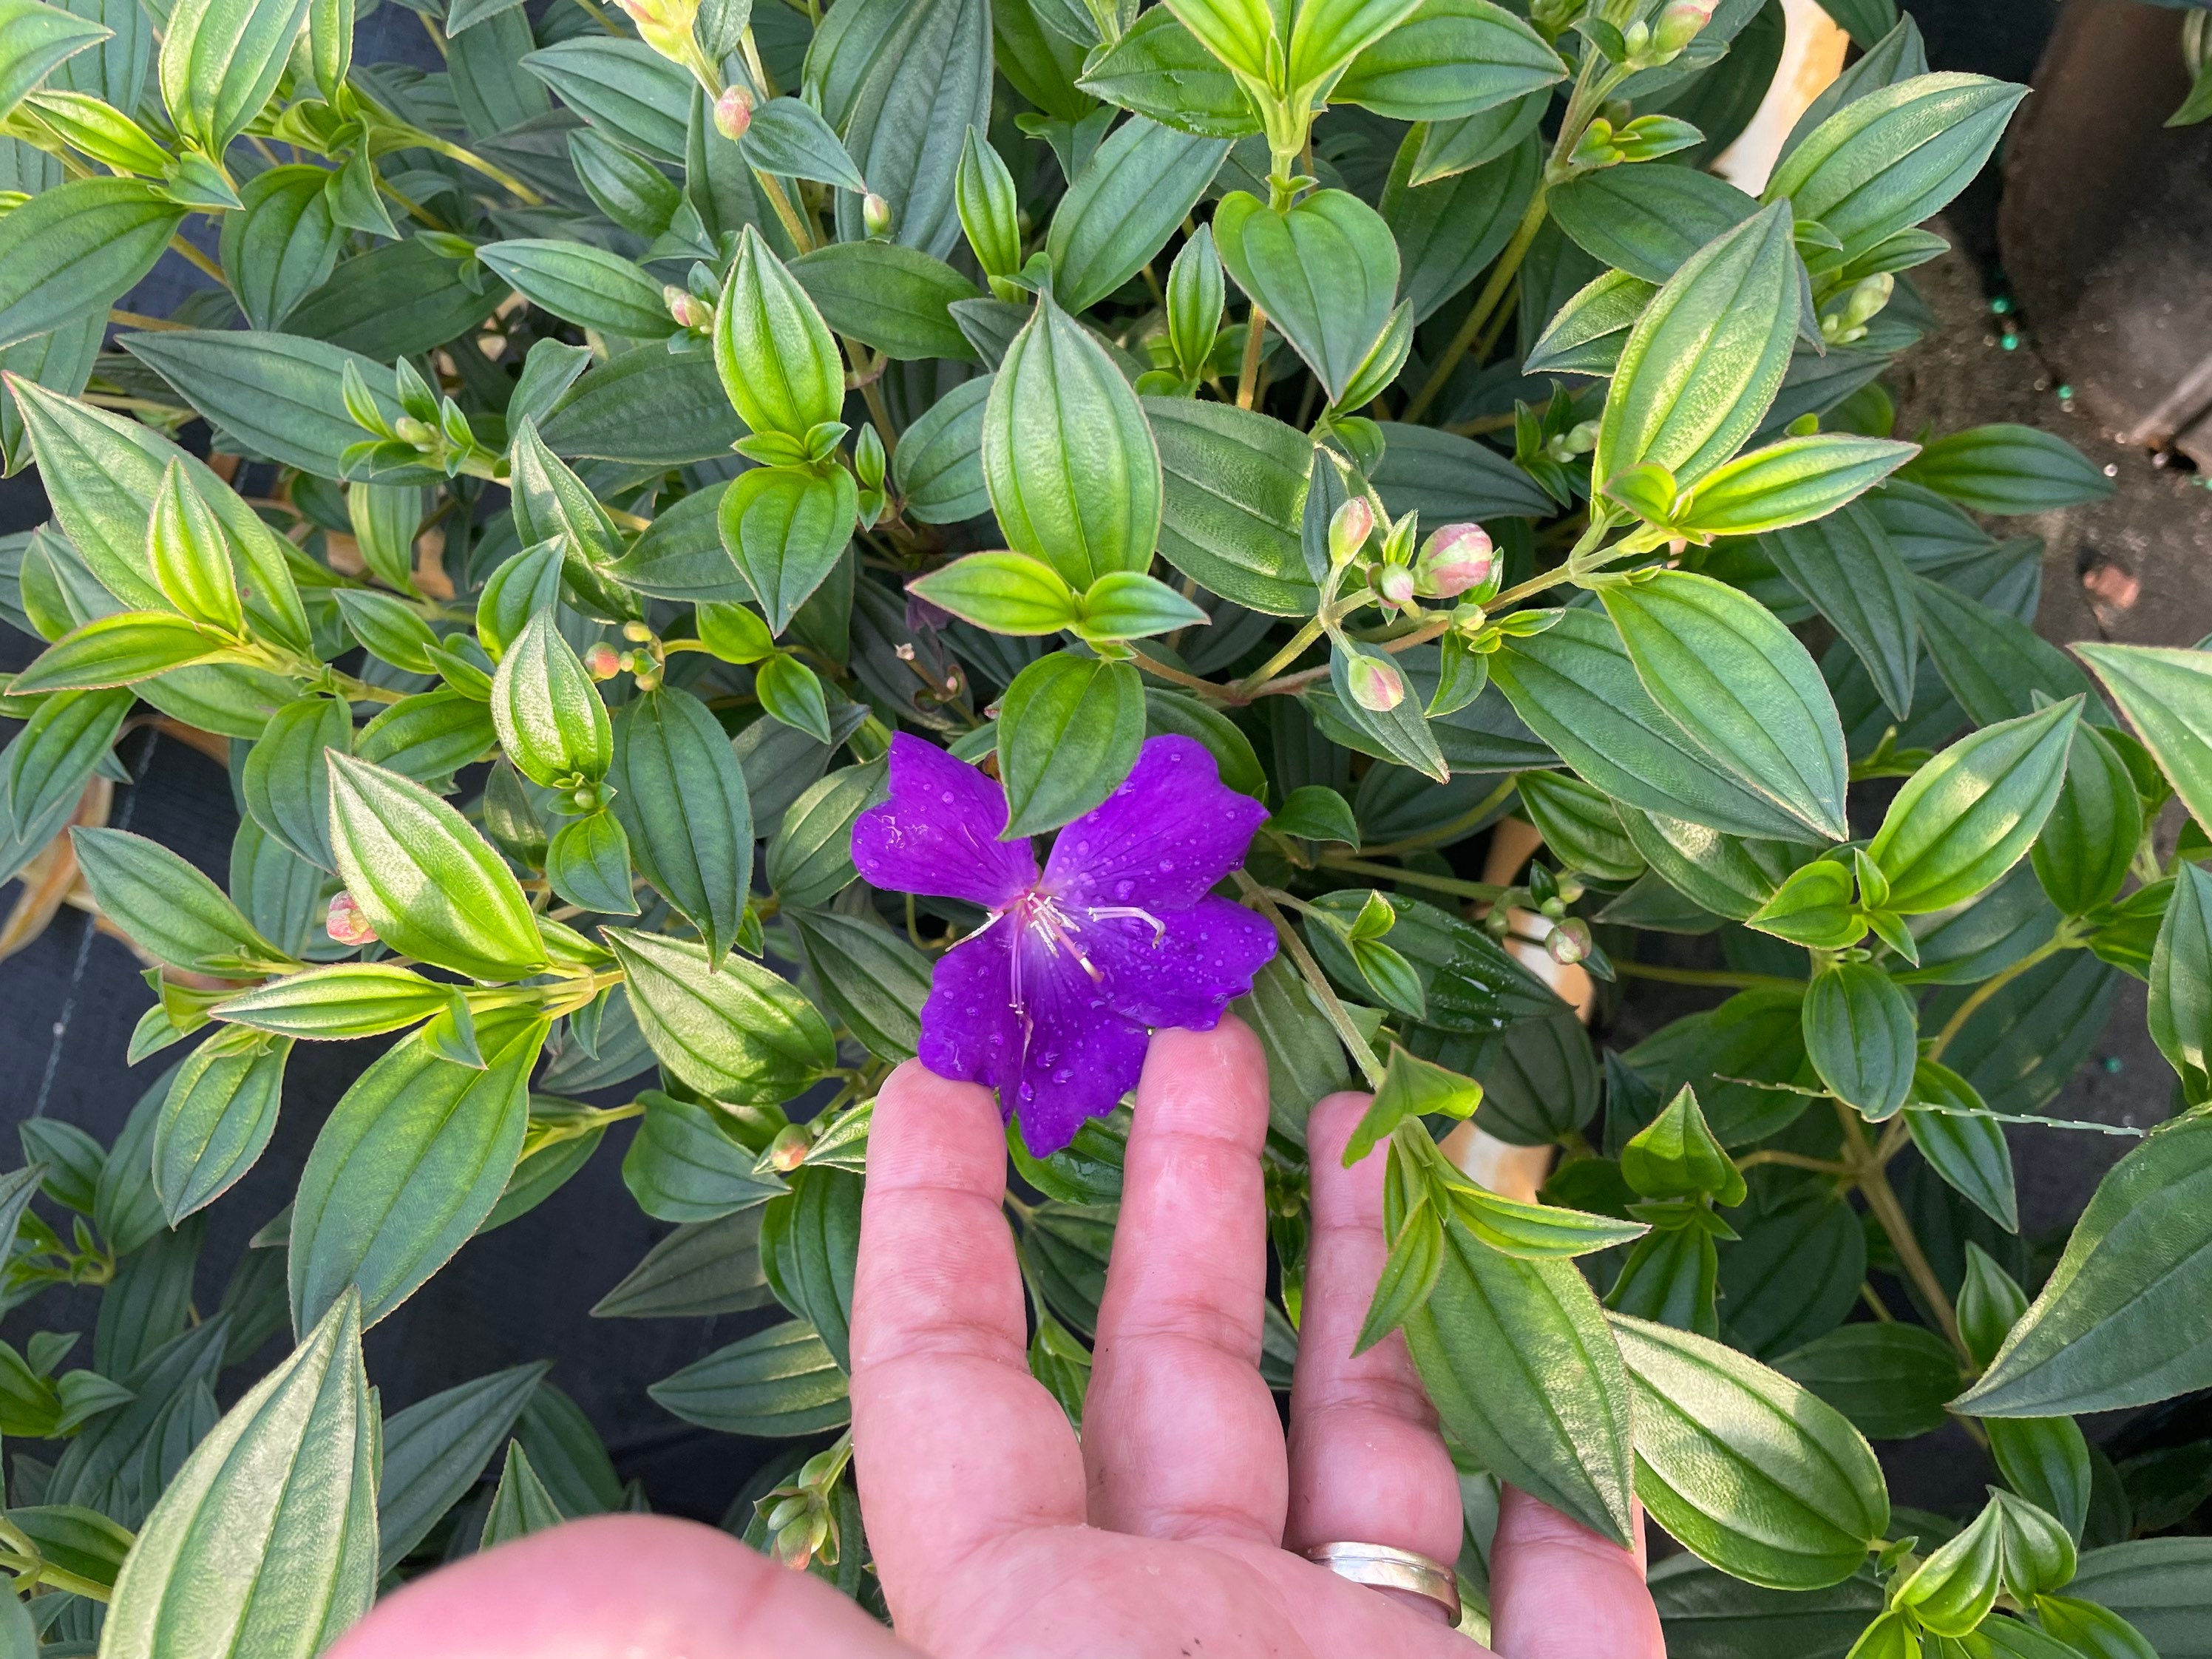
[[768, 1124, 811, 1173], [1345, 653, 1405, 713], [1547, 917, 1592, 966], [326, 891, 377, 946], [862, 193, 893, 238], [585, 643, 622, 679], [1654, 0, 1714, 55], [1416, 521, 1497, 600], [713, 84, 754, 143], [1377, 564, 1416, 606], [665, 285, 705, 330], [1327, 495, 1375, 565]]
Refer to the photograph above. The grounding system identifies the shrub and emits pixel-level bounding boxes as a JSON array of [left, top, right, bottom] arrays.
[[0, 0, 2202, 1650]]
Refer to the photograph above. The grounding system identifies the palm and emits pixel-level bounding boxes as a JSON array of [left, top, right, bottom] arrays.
[[336, 1021, 1663, 1659]]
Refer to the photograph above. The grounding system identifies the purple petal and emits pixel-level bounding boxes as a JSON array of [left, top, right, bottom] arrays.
[[852, 733, 1037, 909], [915, 926, 1021, 1086], [1044, 735, 1269, 912], [1073, 895, 1278, 1030], [1003, 931, 1150, 1155]]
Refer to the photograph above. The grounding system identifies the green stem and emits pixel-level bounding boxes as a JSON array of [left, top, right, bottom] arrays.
[[403, 130, 546, 206], [1402, 186, 1547, 422], [1614, 961, 1804, 993], [1925, 933, 2075, 1065], [1360, 775, 1519, 856], [1124, 644, 1229, 701], [1316, 854, 1505, 905], [1238, 872, 1387, 1090], [1236, 303, 1269, 410]]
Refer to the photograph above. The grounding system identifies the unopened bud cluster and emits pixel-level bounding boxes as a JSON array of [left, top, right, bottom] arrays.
[[617, 0, 699, 64], [326, 891, 376, 946], [1820, 272, 1894, 347], [1415, 522, 1498, 600], [713, 85, 753, 142]]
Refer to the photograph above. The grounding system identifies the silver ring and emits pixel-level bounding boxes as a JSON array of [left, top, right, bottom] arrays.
[[1301, 1541, 1462, 1626]]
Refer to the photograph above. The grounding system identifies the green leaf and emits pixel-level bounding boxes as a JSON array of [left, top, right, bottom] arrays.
[[995, 651, 1147, 838], [1621, 1084, 1745, 1207], [1333, 0, 1564, 121], [2075, 642, 2212, 841], [540, 346, 743, 467], [1283, 0, 1422, 90], [788, 241, 980, 362], [0, 0, 114, 124], [101, 1290, 374, 1659], [1618, 808, 1809, 923], [521, 36, 688, 161], [713, 225, 844, 441], [764, 1164, 863, 1371], [740, 95, 866, 190], [157, 0, 311, 152], [1905, 1058, 2018, 1232], [1549, 163, 1757, 285], [1913, 574, 2108, 728], [1609, 1311, 1888, 1590], [151, 1025, 291, 1224], [2032, 1595, 2161, 1659], [1766, 501, 1919, 722], [1763, 72, 2028, 265], [480, 240, 675, 340], [1746, 858, 1863, 950], [0, 176, 182, 350], [3, 683, 129, 833], [1772, 1321, 1961, 1441], [1525, 266, 1656, 377], [620, 1090, 784, 1223], [826, 0, 991, 257], [605, 928, 836, 1105], [648, 1319, 850, 1436], [1593, 201, 1801, 494], [459, 1441, 559, 1554], [1865, 698, 2082, 914], [717, 464, 858, 636], [2151, 864, 2212, 1102], [1356, 1194, 1444, 1354], [335, 588, 438, 675], [12, 610, 232, 694], [1897, 423, 2111, 514], [288, 1013, 545, 1331], [73, 826, 285, 975], [1802, 961, 1918, 1121], [546, 810, 637, 916], [1516, 768, 1646, 883], [2067, 1538, 2212, 1658], [765, 764, 873, 908], [1490, 607, 1825, 843], [1078, 7, 1258, 138], [1214, 188, 1400, 404], [1045, 116, 1229, 314], [909, 549, 1078, 635], [591, 1209, 774, 1320], [605, 686, 753, 962], [1327, 638, 1448, 783], [1894, 1495, 2005, 1635], [983, 292, 1164, 590], [1989, 1414, 2092, 1546], [1602, 569, 1850, 841], [892, 375, 991, 524], [1402, 1203, 1637, 1545], [376, 1360, 549, 1571], [1957, 1113, 2212, 1417], [790, 908, 931, 1062], [325, 754, 549, 981], [1381, 125, 1541, 325], [1344, 1046, 1480, 1165], [2032, 721, 2140, 917], [1144, 396, 1318, 617], [491, 609, 611, 789], [1675, 434, 1918, 537]]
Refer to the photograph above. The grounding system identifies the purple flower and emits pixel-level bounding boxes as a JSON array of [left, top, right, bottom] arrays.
[[852, 733, 1278, 1153]]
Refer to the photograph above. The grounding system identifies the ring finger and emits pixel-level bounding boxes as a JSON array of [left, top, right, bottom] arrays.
[[1285, 1090, 1465, 1570]]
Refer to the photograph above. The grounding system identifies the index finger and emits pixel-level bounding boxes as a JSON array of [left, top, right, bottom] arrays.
[[847, 1061, 1087, 1629]]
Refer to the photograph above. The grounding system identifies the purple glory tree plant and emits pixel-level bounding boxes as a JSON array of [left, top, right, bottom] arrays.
[[851, 733, 1279, 1154]]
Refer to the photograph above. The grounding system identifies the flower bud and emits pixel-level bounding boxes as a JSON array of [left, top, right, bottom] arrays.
[[1345, 652, 1405, 713], [1415, 521, 1497, 600], [768, 1123, 811, 1173], [1654, 0, 1715, 55], [586, 643, 622, 679], [1547, 916, 1592, 966], [393, 415, 436, 451], [713, 84, 754, 143], [617, 0, 699, 61], [326, 891, 377, 946], [1376, 564, 1417, 606], [622, 620, 654, 643], [665, 284, 708, 331], [1327, 495, 1375, 565], [862, 192, 893, 238]]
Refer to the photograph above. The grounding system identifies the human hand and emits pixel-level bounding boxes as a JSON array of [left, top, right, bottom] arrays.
[[334, 1017, 1665, 1658]]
